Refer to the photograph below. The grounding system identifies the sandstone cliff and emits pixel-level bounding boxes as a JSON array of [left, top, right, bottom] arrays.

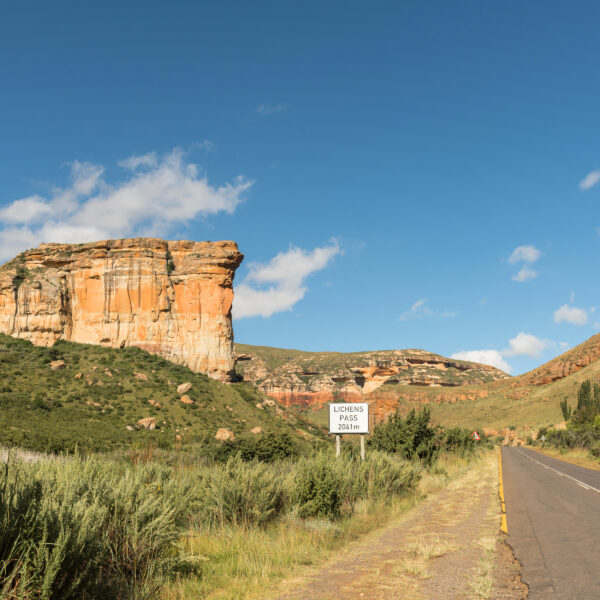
[[234, 343, 510, 413], [0, 238, 243, 381]]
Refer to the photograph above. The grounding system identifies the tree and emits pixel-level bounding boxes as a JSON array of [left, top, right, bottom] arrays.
[[560, 397, 572, 421]]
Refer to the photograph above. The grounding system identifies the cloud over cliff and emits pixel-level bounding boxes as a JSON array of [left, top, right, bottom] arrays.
[[0, 149, 252, 261]]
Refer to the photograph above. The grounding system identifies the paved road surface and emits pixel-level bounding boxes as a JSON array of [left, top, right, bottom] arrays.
[[502, 447, 600, 599]]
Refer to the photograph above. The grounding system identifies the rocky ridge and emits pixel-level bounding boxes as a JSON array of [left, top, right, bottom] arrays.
[[517, 332, 600, 386], [234, 343, 510, 412], [0, 238, 243, 381]]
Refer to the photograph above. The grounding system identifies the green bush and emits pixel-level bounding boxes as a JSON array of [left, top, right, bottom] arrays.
[[189, 455, 288, 527], [214, 433, 298, 463], [0, 455, 189, 599], [292, 450, 419, 520], [293, 452, 345, 519], [368, 408, 440, 465]]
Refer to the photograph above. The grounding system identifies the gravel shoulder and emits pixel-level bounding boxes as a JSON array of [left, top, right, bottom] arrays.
[[273, 452, 526, 600]]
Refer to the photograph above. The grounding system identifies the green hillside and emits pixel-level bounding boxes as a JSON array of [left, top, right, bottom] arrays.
[[0, 334, 319, 453]]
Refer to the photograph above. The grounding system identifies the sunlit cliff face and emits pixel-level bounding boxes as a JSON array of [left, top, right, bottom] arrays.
[[0, 238, 243, 382]]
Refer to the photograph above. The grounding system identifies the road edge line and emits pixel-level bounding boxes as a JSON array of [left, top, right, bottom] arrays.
[[499, 448, 508, 534], [527, 445, 600, 472]]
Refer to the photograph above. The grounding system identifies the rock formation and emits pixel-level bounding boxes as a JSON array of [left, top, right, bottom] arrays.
[[235, 344, 510, 417], [517, 332, 600, 386], [0, 238, 243, 381]]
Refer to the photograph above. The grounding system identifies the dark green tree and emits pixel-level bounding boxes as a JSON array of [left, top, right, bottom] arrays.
[[560, 397, 572, 421]]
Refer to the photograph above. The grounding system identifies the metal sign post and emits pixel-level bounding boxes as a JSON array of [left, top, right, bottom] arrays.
[[329, 402, 369, 460]]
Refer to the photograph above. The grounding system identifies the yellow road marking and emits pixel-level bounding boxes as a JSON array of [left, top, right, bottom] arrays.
[[499, 448, 508, 533]]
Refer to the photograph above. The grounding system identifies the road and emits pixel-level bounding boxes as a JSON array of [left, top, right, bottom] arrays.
[[502, 447, 600, 599]]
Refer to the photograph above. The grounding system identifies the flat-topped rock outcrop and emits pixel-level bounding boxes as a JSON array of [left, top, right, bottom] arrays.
[[0, 238, 243, 381], [234, 343, 510, 409]]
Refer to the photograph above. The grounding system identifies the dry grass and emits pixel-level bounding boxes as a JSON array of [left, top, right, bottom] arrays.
[[163, 452, 482, 600], [529, 445, 600, 470], [403, 536, 458, 560]]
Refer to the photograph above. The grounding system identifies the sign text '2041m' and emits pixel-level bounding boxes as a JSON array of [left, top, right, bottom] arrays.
[[329, 403, 369, 434]]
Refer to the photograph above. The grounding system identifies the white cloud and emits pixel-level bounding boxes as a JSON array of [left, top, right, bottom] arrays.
[[0, 196, 53, 224], [452, 331, 554, 374], [504, 332, 551, 358], [0, 148, 252, 261], [399, 298, 458, 321], [257, 103, 286, 115], [508, 245, 541, 264], [512, 266, 538, 282], [508, 244, 541, 282], [234, 242, 341, 319], [553, 304, 588, 326], [451, 350, 512, 373], [118, 152, 158, 170], [580, 169, 600, 190]]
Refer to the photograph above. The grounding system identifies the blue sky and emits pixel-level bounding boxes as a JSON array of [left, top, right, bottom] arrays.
[[1, 1, 599, 374]]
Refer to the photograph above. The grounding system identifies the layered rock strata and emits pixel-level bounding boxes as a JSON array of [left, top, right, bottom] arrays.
[[0, 238, 243, 381], [235, 344, 510, 416]]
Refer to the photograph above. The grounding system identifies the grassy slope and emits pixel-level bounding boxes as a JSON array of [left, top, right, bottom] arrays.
[[0, 334, 319, 452], [428, 335, 600, 430]]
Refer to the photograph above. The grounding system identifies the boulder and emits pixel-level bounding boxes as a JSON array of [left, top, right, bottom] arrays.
[[250, 426, 264, 435], [49, 360, 66, 370], [215, 428, 235, 442], [74, 372, 82, 379], [177, 382, 192, 395], [180, 395, 194, 404], [137, 417, 156, 430], [134, 372, 148, 382], [148, 399, 161, 408]]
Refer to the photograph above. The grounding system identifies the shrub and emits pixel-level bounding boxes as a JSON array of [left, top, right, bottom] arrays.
[[213, 433, 298, 463], [0, 455, 189, 599], [292, 450, 419, 520], [368, 408, 440, 465], [293, 452, 345, 519], [190, 456, 288, 527]]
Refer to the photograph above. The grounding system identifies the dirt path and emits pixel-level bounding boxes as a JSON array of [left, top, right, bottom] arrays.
[[275, 453, 526, 600]]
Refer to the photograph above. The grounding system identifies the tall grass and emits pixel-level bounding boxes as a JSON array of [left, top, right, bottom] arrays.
[[0, 455, 189, 599], [0, 447, 442, 599]]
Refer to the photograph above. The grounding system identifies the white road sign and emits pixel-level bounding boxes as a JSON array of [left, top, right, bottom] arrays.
[[329, 402, 369, 434]]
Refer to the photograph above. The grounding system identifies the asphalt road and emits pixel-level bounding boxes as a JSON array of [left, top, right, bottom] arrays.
[[502, 447, 600, 599]]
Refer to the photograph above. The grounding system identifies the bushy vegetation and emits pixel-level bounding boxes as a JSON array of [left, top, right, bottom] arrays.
[[542, 379, 600, 457], [0, 444, 422, 599], [293, 450, 419, 519], [0, 454, 189, 599], [368, 407, 480, 464], [212, 432, 298, 463]]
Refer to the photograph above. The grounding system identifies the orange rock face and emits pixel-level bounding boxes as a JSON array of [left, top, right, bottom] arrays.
[[0, 238, 243, 381]]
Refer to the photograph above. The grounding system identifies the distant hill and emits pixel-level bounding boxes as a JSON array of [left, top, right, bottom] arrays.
[[517, 333, 600, 386], [235, 336, 600, 432], [0, 334, 318, 453], [234, 343, 510, 410]]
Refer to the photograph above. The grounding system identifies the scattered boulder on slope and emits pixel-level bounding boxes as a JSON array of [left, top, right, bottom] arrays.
[[137, 417, 156, 430], [177, 382, 192, 395], [215, 428, 235, 442]]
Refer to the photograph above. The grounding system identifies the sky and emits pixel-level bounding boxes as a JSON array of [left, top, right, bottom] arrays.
[[1, 0, 599, 375]]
